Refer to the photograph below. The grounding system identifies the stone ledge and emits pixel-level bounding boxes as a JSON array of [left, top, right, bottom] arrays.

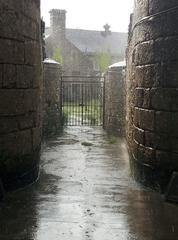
[[133, 125, 145, 145], [134, 37, 178, 66], [133, 140, 156, 166], [132, 9, 178, 46], [134, 107, 155, 131]]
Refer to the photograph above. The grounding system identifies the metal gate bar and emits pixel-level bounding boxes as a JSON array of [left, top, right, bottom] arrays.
[[61, 76, 104, 126]]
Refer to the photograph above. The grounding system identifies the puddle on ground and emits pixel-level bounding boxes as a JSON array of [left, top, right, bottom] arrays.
[[0, 126, 178, 240]]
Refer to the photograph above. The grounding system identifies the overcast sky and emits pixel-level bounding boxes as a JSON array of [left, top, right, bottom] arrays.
[[41, 0, 134, 32]]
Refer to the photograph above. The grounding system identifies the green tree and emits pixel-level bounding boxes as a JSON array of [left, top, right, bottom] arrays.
[[95, 51, 112, 72], [52, 48, 63, 64]]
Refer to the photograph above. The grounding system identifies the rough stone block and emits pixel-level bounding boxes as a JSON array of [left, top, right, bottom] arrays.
[[33, 66, 42, 88], [0, 3, 25, 40], [133, 88, 151, 109], [0, 89, 39, 115], [25, 89, 40, 113], [0, 129, 33, 156], [134, 88, 144, 107], [133, 10, 178, 45], [32, 127, 42, 150], [149, 0, 178, 15], [155, 111, 172, 134], [134, 107, 155, 131], [172, 154, 178, 170], [145, 131, 171, 151], [16, 65, 34, 89], [151, 88, 178, 111], [0, 117, 18, 134], [0, 39, 24, 64], [133, 126, 145, 145], [23, 0, 40, 22], [154, 37, 178, 63], [25, 40, 41, 65], [33, 109, 42, 128], [0, 65, 3, 88], [0, 0, 24, 12], [156, 150, 171, 167], [134, 40, 154, 66], [137, 144, 155, 166], [0, 1, 40, 40], [161, 62, 178, 88], [3, 64, 17, 88], [171, 138, 178, 154], [0, 90, 23, 115], [135, 64, 161, 88], [171, 113, 178, 137], [17, 113, 35, 130], [142, 89, 151, 109], [133, 107, 140, 127], [132, 22, 150, 46], [132, 140, 139, 160], [22, 16, 38, 40]]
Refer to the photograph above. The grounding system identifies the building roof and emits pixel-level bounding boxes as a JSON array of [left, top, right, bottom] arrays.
[[65, 28, 127, 56]]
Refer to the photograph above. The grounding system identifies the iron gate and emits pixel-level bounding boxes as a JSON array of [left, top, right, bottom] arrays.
[[60, 75, 105, 126]]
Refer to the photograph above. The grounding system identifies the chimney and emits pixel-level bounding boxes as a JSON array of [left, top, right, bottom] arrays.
[[49, 9, 66, 35]]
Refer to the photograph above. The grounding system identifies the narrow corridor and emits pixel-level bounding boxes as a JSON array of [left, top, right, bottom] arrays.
[[0, 127, 178, 240]]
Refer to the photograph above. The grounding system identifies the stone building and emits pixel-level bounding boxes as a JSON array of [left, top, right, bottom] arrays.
[[45, 9, 128, 75]]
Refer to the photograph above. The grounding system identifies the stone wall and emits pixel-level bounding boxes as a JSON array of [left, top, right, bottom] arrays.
[[126, 0, 178, 191], [0, 0, 42, 191], [43, 59, 62, 136], [104, 62, 126, 136]]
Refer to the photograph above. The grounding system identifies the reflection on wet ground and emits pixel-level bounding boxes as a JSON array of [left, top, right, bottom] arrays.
[[0, 126, 178, 240]]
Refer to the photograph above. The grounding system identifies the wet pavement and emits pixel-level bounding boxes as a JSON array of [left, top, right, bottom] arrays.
[[0, 126, 178, 240]]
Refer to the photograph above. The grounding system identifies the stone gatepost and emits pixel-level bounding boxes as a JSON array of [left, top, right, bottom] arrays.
[[43, 59, 62, 136], [0, 0, 42, 191], [104, 62, 126, 136], [126, 0, 178, 191]]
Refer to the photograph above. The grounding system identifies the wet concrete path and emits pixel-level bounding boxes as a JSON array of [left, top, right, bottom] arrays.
[[1, 126, 178, 240]]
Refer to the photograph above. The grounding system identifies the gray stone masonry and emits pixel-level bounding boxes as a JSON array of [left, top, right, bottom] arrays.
[[104, 62, 126, 136], [43, 59, 62, 136], [0, 0, 42, 192], [126, 0, 178, 191]]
